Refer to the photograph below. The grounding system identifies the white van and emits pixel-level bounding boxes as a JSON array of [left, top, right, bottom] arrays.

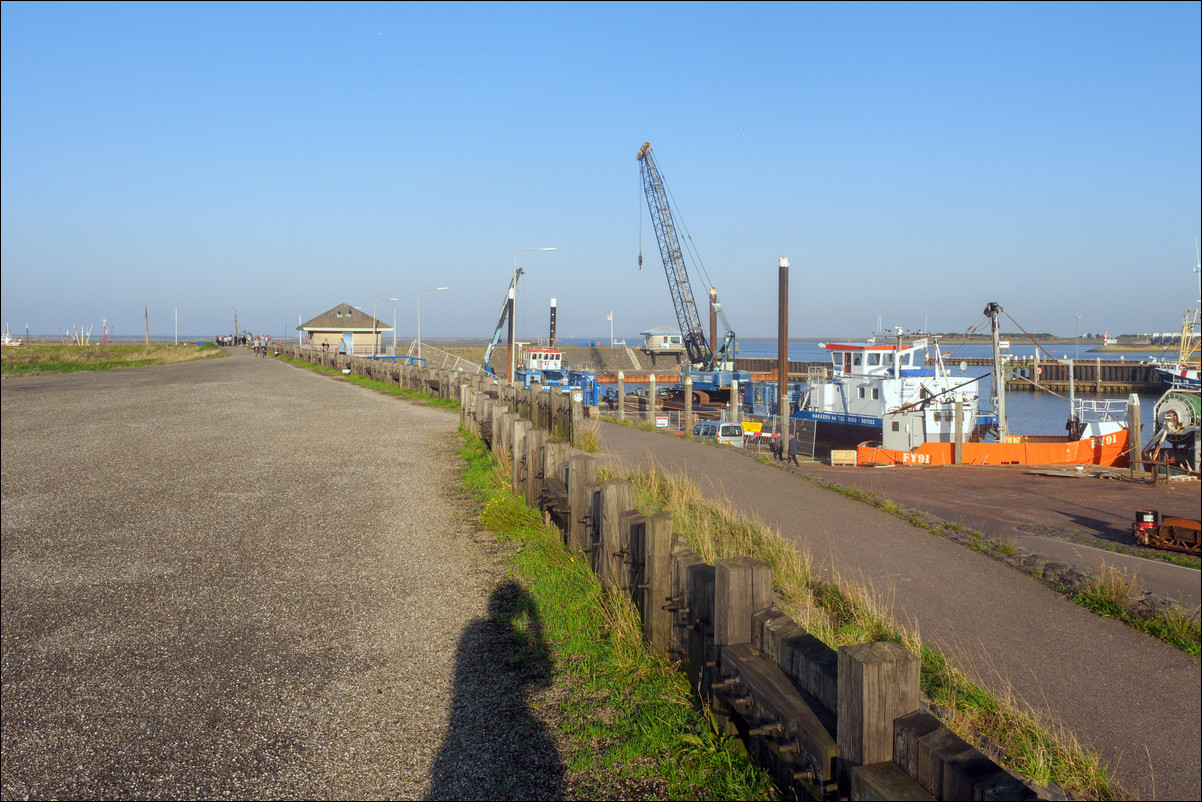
[[692, 420, 745, 447]]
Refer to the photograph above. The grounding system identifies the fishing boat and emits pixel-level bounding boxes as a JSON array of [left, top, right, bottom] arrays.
[[856, 302, 1131, 467], [1148, 309, 1200, 390], [786, 329, 983, 456]]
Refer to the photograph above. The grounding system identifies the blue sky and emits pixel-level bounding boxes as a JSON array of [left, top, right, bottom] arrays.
[[2, 1, 1199, 341]]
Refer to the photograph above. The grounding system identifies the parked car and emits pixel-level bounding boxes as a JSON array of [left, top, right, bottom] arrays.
[[692, 420, 745, 447]]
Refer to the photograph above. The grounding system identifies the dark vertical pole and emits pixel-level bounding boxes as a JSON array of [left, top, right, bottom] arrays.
[[777, 258, 790, 429], [549, 297, 557, 347]]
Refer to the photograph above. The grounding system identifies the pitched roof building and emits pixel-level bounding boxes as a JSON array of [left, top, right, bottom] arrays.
[[298, 303, 394, 355]]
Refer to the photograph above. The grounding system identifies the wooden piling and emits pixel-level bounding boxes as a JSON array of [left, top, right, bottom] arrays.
[[836, 642, 920, 795]]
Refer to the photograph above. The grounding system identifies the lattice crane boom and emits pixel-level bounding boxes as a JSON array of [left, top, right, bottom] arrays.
[[637, 142, 714, 369]]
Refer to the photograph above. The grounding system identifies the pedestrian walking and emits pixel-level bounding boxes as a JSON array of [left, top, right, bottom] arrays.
[[770, 435, 783, 461], [788, 433, 801, 466]]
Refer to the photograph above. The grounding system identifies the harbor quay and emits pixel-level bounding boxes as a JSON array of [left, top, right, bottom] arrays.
[[1, 348, 1198, 800]]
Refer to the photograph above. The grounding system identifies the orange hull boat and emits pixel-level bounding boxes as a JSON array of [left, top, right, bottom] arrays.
[[857, 428, 1130, 467]]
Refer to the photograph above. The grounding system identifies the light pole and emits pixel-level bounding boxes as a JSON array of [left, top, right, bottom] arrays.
[[509, 247, 556, 381], [372, 297, 398, 356], [1074, 314, 1083, 361], [231, 307, 238, 342], [417, 287, 449, 363]]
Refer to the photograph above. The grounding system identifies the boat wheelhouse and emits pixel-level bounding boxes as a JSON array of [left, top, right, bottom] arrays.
[[789, 336, 981, 456]]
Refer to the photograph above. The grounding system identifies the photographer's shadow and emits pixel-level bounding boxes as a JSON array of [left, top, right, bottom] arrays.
[[428, 580, 563, 800]]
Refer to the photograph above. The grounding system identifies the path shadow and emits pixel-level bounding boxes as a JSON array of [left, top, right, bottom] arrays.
[[427, 580, 563, 800]]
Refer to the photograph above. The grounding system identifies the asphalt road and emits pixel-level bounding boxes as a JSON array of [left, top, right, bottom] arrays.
[[596, 424, 1201, 801], [0, 351, 557, 799]]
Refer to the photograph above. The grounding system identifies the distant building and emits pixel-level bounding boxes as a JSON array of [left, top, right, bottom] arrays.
[[640, 325, 685, 366], [299, 303, 394, 355]]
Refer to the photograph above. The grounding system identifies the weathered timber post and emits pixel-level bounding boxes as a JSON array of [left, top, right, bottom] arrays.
[[669, 545, 705, 663], [618, 370, 625, 421], [597, 480, 636, 587], [710, 557, 773, 732], [570, 395, 584, 447], [540, 440, 572, 521], [889, 709, 1030, 800], [495, 410, 515, 461], [836, 642, 920, 796], [684, 375, 693, 435], [511, 418, 532, 494], [566, 454, 598, 552], [621, 511, 646, 595], [548, 392, 563, 438], [686, 561, 717, 699], [639, 512, 673, 654], [485, 399, 502, 450], [524, 428, 548, 508], [1127, 393, 1141, 479], [713, 557, 773, 647]]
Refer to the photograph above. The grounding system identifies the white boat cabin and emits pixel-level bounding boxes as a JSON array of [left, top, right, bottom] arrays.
[[800, 339, 981, 446], [522, 348, 563, 372], [823, 341, 932, 379]]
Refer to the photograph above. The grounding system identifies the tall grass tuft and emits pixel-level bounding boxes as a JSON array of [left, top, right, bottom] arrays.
[[625, 463, 1121, 800]]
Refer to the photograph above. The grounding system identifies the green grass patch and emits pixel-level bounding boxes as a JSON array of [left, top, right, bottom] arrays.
[[1, 343, 221, 375], [1070, 563, 1201, 655], [275, 354, 460, 410], [457, 432, 775, 800]]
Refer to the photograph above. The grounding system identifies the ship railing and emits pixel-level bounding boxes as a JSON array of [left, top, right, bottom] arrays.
[[1073, 397, 1127, 422]]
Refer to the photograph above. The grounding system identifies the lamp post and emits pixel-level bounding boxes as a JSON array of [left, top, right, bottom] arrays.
[[417, 287, 449, 363], [509, 247, 557, 382], [372, 297, 398, 356], [231, 307, 238, 343], [1074, 314, 1083, 361]]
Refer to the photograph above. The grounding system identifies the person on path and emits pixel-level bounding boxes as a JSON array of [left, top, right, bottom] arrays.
[[787, 433, 801, 466], [771, 435, 783, 461]]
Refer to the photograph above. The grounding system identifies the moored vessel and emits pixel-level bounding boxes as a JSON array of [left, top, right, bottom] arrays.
[[855, 302, 1131, 467]]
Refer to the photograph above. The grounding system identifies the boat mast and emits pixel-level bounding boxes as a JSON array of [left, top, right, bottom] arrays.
[[985, 302, 1008, 439]]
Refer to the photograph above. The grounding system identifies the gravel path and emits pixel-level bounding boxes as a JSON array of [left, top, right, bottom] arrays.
[[1, 350, 559, 799]]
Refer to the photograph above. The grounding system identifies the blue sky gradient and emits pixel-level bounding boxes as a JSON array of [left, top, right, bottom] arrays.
[[3, 1, 1199, 341]]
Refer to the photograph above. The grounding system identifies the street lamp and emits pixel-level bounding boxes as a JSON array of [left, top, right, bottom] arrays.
[[1073, 314, 1083, 361], [509, 247, 557, 381], [417, 287, 449, 363], [372, 297, 398, 356]]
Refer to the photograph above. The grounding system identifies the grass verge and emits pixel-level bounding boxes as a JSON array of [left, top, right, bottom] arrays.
[[628, 465, 1121, 800], [1071, 563, 1201, 655], [798, 474, 1200, 654], [275, 354, 460, 410], [458, 431, 775, 800], [1, 343, 220, 374]]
